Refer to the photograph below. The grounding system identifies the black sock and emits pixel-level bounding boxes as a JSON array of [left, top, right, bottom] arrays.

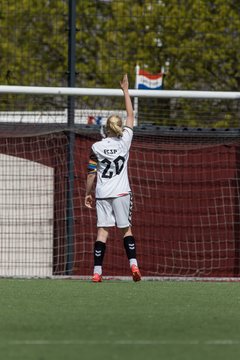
[[123, 236, 136, 260], [94, 241, 106, 266]]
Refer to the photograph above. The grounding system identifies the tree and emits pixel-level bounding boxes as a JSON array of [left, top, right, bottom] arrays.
[[158, 0, 240, 92], [0, 0, 69, 110], [156, 0, 240, 126], [0, 0, 239, 126], [0, 0, 68, 87]]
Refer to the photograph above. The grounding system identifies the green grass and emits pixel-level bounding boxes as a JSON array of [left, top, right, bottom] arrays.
[[0, 279, 240, 360]]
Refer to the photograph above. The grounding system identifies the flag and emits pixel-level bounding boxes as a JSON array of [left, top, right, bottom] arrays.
[[136, 69, 163, 90]]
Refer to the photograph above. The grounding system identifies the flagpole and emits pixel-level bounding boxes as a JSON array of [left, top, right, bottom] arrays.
[[161, 66, 165, 89], [134, 64, 140, 126]]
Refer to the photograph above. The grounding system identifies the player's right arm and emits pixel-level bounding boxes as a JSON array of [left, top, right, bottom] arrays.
[[85, 148, 98, 208], [85, 173, 96, 208], [120, 74, 134, 129]]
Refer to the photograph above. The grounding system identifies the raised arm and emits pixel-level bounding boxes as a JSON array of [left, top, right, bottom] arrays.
[[120, 74, 134, 129]]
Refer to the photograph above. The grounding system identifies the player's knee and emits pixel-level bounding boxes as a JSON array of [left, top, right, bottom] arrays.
[[97, 227, 109, 242], [121, 227, 132, 237]]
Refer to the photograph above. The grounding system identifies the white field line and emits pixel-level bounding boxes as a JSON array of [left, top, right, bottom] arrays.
[[5, 339, 240, 346]]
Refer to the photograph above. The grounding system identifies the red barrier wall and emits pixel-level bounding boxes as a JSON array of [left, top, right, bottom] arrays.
[[73, 133, 240, 277], [1, 130, 239, 277]]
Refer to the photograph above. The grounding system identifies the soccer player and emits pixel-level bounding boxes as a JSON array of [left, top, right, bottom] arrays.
[[85, 74, 141, 283]]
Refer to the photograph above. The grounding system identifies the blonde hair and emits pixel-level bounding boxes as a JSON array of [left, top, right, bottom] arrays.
[[106, 115, 123, 137]]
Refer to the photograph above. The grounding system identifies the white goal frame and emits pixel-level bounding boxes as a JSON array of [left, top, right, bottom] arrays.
[[0, 85, 240, 281], [0, 85, 240, 99]]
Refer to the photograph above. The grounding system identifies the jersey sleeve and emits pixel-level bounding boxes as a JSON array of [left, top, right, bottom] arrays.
[[87, 148, 98, 174], [122, 126, 133, 150]]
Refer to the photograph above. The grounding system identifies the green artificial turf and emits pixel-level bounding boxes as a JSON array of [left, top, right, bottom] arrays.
[[0, 279, 240, 360]]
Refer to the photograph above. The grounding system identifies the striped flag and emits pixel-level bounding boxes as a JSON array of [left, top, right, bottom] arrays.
[[136, 68, 163, 90]]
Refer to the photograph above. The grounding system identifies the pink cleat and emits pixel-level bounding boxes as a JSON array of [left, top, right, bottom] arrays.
[[131, 265, 141, 282], [92, 273, 102, 283]]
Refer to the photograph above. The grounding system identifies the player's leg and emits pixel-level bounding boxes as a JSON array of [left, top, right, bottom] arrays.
[[112, 194, 141, 282], [92, 227, 108, 282], [93, 199, 115, 282], [121, 227, 141, 282]]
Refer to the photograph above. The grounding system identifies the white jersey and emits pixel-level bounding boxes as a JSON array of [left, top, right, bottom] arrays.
[[91, 126, 133, 199]]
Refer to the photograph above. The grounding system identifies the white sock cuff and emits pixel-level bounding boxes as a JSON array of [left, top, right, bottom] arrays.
[[94, 266, 102, 275], [129, 259, 138, 267]]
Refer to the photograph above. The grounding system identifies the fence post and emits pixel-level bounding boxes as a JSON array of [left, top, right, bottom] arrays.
[[66, 0, 76, 275]]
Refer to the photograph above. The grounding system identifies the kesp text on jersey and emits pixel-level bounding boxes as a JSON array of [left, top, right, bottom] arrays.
[[104, 149, 117, 155]]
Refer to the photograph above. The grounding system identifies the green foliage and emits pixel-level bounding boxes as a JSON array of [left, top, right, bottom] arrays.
[[0, 0, 239, 126], [0, 0, 68, 86], [159, 0, 240, 92]]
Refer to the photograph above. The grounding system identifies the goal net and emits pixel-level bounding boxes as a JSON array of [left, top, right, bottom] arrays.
[[0, 85, 240, 279]]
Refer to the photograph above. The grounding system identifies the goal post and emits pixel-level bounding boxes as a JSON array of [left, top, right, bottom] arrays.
[[0, 85, 240, 99], [0, 85, 240, 279]]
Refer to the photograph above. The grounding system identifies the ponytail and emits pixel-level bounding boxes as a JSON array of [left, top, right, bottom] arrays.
[[106, 115, 123, 137]]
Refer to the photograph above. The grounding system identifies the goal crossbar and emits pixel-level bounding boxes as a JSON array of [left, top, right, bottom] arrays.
[[0, 85, 240, 99], [1, 85, 240, 279]]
